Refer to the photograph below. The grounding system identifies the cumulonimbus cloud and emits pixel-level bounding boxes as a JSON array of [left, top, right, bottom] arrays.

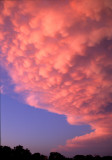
[[0, 0, 112, 155]]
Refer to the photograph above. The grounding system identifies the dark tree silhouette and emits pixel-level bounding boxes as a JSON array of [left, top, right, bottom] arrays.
[[74, 155, 85, 160], [85, 155, 94, 160], [0, 145, 112, 160], [41, 154, 48, 160], [94, 155, 101, 160], [49, 152, 65, 160], [13, 145, 31, 160], [31, 152, 41, 160], [102, 156, 112, 160], [0, 146, 13, 160]]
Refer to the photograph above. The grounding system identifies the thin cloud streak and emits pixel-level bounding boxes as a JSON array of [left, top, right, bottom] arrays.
[[0, 0, 112, 155]]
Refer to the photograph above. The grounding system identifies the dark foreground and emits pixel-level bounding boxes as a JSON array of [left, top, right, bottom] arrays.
[[0, 145, 112, 160]]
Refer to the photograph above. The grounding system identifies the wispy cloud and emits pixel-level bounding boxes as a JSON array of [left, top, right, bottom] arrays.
[[0, 0, 112, 155], [0, 85, 4, 94]]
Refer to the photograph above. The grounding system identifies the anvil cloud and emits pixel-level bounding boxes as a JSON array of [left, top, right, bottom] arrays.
[[0, 0, 112, 155]]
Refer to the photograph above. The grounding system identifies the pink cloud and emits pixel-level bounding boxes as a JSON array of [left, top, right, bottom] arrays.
[[0, 0, 112, 155], [0, 85, 4, 94]]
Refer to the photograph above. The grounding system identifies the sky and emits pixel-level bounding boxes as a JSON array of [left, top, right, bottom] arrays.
[[0, 0, 112, 157]]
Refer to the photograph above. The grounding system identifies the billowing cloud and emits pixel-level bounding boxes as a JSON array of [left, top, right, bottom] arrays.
[[0, 0, 112, 155]]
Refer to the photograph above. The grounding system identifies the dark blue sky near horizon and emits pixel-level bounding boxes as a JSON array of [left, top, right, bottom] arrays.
[[0, 0, 112, 157]]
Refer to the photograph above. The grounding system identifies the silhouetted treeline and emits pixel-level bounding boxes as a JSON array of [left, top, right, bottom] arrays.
[[0, 145, 112, 160]]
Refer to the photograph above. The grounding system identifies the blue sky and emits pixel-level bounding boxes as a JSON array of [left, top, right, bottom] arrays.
[[1, 93, 92, 155]]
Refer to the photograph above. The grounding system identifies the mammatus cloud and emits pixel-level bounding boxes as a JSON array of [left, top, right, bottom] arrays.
[[0, 0, 112, 155]]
